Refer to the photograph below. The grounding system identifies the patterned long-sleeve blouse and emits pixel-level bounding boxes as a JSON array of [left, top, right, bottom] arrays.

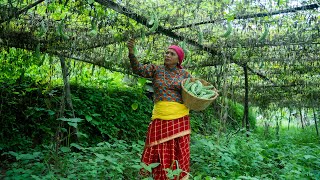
[[129, 54, 191, 103]]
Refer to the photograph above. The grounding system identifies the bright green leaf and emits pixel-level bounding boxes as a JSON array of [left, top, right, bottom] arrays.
[[70, 143, 83, 150], [131, 102, 139, 110], [57, 117, 83, 123], [76, 131, 88, 138], [138, 78, 147, 85], [140, 162, 152, 173], [60, 147, 71, 153], [94, 153, 106, 159], [149, 162, 160, 169], [67, 122, 78, 128], [85, 115, 93, 122]]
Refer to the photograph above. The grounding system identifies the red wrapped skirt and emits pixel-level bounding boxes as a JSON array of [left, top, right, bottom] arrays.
[[140, 116, 191, 180]]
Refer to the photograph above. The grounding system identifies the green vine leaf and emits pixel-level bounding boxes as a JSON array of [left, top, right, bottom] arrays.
[[131, 102, 139, 110], [85, 115, 93, 122]]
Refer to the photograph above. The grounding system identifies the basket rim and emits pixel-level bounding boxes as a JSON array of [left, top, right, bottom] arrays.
[[181, 78, 219, 100]]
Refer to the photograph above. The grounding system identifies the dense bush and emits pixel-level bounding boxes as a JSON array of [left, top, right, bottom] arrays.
[[0, 78, 58, 152], [0, 78, 152, 153], [71, 85, 153, 142]]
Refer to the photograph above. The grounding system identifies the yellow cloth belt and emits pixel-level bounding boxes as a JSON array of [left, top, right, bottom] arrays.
[[151, 101, 189, 120]]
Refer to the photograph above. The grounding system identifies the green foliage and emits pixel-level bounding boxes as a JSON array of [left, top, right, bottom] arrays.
[[0, 78, 58, 152], [190, 99, 257, 135], [0, 80, 152, 152], [71, 85, 153, 142], [0, 48, 44, 82], [2, 127, 319, 180], [190, 106, 220, 135], [226, 100, 256, 129], [2, 140, 146, 179], [190, 127, 320, 179], [136, 162, 160, 174]]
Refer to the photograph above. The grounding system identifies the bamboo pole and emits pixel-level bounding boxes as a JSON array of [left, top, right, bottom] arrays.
[[312, 106, 319, 136]]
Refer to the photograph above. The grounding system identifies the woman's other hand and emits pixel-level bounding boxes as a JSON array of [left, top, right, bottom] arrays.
[[127, 38, 135, 54]]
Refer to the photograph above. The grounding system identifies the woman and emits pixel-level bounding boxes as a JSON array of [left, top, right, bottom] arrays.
[[127, 38, 192, 180]]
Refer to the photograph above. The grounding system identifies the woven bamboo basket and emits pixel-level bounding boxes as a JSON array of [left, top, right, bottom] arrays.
[[181, 78, 219, 111]]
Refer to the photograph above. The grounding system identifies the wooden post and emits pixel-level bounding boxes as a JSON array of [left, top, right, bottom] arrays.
[[276, 115, 280, 141], [243, 63, 250, 134], [59, 56, 78, 145], [312, 106, 319, 136], [299, 107, 304, 129], [288, 108, 291, 130]]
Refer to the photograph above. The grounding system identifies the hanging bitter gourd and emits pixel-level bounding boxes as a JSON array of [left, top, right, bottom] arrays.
[[198, 29, 203, 44], [57, 19, 69, 40], [259, 24, 269, 43], [148, 12, 159, 32], [221, 20, 232, 38], [183, 78, 216, 99], [38, 21, 47, 38]]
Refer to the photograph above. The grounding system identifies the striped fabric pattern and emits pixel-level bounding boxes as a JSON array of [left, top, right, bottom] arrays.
[[141, 116, 191, 180], [146, 116, 191, 147], [141, 135, 190, 180]]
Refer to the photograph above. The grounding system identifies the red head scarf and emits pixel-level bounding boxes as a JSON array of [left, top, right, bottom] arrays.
[[168, 45, 185, 69]]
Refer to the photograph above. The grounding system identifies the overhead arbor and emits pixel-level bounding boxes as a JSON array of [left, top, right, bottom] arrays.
[[1, 0, 319, 112]]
